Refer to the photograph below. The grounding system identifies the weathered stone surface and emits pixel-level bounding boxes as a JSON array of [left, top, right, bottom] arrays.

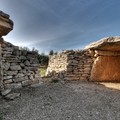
[[29, 74, 34, 80], [4, 79, 13, 84], [95, 50, 120, 56], [20, 63, 25, 67], [0, 12, 42, 96], [3, 62, 10, 70], [24, 60, 30, 66], [46, 50, 93, 81], [6, 71, 18, 76], [3, 75, 13, 80], [86, 37, 120, 82], [10, 65, 21, 71], [90, 56, 120, 82], [1, 89, 11, 96], [0, 11, 13, 37], [5, 93, 20, 100], [16, 73, 25, 78], [85, 36, 120, 51], [5, 83, 22, 89], [22, 80, 33, 86], [13, 77, 26, 82], [19, 56, 26, 60]]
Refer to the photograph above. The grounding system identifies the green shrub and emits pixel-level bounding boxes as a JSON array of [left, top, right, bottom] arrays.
[[50, 79, 59, 83]]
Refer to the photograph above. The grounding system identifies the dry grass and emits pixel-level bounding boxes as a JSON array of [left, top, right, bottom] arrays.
[[40, 67, 47, 77]]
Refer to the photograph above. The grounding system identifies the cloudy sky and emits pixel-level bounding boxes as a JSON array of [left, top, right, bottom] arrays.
[[0, 0, 120, 53]]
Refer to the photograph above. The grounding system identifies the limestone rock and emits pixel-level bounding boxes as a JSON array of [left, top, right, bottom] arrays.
[[5, 92, 21, 100], [19, 56, 26, 60], [7, 71, 18, 76], [85, 36, 120, 51], [24, 60, 30, 66], [95, 50, 120, 56], [3, 62, 10, 70], [90, 56, 120, 82], [13, 77, 26, 82], [1, 89, 11, 96], [22, 80, 33, 86], [86, 36, 120, 82], [0, 11, 13, 37], [3, 75, 13, 80], [4, 79, 13, 84], [5, 83, 22, 89], [10, 65, 21, 71]]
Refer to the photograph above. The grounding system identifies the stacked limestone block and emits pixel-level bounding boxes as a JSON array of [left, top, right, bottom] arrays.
[[46, 51, 68, 79], [46, 50, 93, 81], [0, 11, 42, 99], [0, 11, 14, 94], [0, 39, 41, 89]]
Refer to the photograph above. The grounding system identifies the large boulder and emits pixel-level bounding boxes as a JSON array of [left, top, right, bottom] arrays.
[[0, 11, 13, 37], [86, 37, 120, 82]]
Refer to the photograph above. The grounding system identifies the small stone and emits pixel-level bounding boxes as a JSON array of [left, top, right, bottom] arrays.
[[7, 71, 18, 76], [5, 93, 21, 100], [22, 80, 33, 87], [3, 75, 13, 80], [24, 60, 30, 66], [13, 77, 25, 82], [3, 62, 10, 70], [16, 73, 25, 78], [30, 81, 43, 88], [4, 79, 13, 84], [30, 64, 39, 67], [29, 74, 34, 80], [1, 89, 11, 96], [22, 69, 27, 74], [19, 56, 26, 60], [5, 83, 22, 89], [10, 65, 21, 71], [20, 63, 25, 67]]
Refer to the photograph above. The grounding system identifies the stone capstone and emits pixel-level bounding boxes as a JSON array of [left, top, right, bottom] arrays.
[[0, 11, 13, 37], [85, 36, 120, 51]]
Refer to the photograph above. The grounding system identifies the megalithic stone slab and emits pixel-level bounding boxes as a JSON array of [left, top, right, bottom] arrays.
[[0, 11, 13, 37], [86, 37, 120, 82]]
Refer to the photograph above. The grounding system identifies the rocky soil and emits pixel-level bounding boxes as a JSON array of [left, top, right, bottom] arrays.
[[0, 81, 120, 120]]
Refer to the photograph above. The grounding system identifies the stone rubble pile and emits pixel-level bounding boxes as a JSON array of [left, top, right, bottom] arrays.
[[46, 50, 93, 81]]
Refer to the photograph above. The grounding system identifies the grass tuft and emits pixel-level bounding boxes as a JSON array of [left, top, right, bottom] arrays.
[[40, 67, 47, 77], [50, 79, 59, 83]]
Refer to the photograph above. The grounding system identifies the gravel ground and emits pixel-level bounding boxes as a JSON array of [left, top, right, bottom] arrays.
[[0, 81, 120, 120]]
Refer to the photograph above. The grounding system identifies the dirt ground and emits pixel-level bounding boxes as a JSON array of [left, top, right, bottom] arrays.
[[0, 81, 120, 120]]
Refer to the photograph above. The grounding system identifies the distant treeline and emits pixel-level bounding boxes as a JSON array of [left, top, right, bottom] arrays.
[[19, 47, 58, 66]]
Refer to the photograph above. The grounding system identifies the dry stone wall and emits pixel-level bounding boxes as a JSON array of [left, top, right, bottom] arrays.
[[0, 38, 41, 90], [46, 50, 94, 81], [0, 11, 42, 99]]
